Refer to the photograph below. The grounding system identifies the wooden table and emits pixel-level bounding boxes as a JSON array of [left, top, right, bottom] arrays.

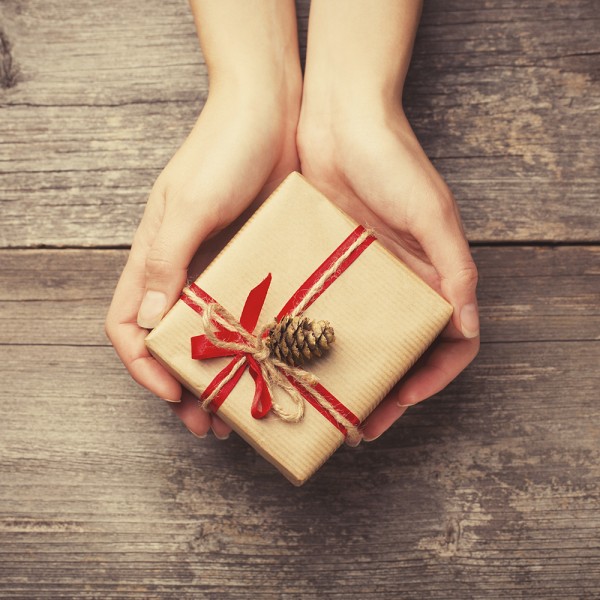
[[1, 1, 599, 597]]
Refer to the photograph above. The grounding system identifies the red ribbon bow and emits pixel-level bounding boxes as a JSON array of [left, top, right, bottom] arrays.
[[190, 273, 274, 419]]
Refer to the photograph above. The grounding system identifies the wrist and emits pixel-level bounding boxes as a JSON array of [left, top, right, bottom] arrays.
[[215, 61, 301, 101], [193, 0, 302, 118], [208, 53, 302, 105], [297, 83, 421, 179], [303, 64, 406, 118], [208, 70, 302, 138], [300, 0, 421, 132], [298, 80, 407, 152]]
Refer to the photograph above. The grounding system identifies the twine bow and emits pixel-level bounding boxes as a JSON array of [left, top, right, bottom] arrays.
[[190, 274, 317, 422]]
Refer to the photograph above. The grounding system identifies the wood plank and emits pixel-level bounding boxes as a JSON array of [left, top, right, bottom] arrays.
[[1, 0, 599, 595], [0, 339, 598, 598], [0, 246, 598, 347], [1, 0, 598, 247]]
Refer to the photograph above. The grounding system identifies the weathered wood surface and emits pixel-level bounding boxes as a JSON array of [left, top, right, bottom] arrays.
[[1, 0, 599, 246], [1, 0, 600, 597], [1, 246, 599, 347], [0, 249, 599, 598], [1, 345, 599, 599]]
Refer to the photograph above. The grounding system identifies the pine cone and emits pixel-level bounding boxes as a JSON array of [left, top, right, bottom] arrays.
[[267, 316, 335, 367]]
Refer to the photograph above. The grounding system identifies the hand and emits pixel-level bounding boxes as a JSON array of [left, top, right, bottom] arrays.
[[105, 86, 300, 439], [105, 0, 302, 440], [297, 102, 480, 442], [298, 0, 479, 442]]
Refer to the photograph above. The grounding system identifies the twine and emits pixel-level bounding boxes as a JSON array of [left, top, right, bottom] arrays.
[[184, 229, 373, 443], [289, 229, 373, 318]]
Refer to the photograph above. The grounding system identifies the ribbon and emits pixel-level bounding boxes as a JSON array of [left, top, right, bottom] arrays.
[[190, 274, 275, 419], [181, 225, 375, 439]]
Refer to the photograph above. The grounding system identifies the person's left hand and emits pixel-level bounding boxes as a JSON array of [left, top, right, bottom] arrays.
[[297, 102, 480, 442]]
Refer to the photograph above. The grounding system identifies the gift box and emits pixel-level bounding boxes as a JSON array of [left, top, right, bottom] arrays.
[[145, 172, 452, 485]]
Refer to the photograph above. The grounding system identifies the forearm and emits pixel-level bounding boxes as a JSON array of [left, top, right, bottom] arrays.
[[190, 0, 302, 103], [303, 0, 422, 113]]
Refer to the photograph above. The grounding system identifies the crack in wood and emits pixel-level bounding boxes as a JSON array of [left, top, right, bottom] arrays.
[[0, 98, 201, 109], [0, 29, 19, 89]]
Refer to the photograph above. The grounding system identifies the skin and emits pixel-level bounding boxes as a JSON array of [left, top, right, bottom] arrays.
[[105, 0, 479, 443], [298, 0, 480, 441]]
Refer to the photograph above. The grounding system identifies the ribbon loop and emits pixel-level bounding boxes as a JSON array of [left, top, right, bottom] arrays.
[[240, 273, 272, 332], [247, 355, 272, 419]]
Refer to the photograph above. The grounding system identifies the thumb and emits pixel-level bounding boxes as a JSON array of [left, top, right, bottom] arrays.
[[137, 209, 213, 329], [417, 204, 480, 339]]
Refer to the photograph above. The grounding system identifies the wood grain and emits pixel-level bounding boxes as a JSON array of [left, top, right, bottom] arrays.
[[0, 342, 598, 598], [0, 246, 599, 347], [0, 248, 599, 598], [1, 0, 598, 247], [1, 0, 599, 597]]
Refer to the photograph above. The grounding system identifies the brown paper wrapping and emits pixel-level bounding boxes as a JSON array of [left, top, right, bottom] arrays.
[[145, 172, 452, 485]]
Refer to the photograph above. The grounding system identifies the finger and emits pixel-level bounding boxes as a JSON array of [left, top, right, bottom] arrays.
[[210, 414, 233, 440], [361, 406, 409, 442], [170, 389, 212, 438], [105, 222, 182, 402], [398, 327, 479, 403], [137, 205, 215, 330], [415, 201, 480, 340], [117, 322, 183, 401], [362, 331, 479, 441]]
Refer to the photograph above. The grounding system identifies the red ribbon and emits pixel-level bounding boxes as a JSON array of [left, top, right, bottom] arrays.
[[181, 225, 375, 436], [189, 273, 274, 419]]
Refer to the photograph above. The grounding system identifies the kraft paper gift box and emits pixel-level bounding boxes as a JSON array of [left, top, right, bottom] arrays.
[[145, 172, 452, 485]]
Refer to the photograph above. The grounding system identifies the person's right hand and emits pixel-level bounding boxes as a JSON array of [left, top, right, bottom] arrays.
[[105, 85, 300, 439]]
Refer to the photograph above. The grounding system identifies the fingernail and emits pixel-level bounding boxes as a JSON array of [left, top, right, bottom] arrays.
[[211, 425, 230, 440], [397, 402, 417, 409], [161, 397, 181, 403], [363, 432, 382, 443], [186, 427, 206, 439], [345, 434, 363, 448], [460, 303, 480, 339], [397, 398, 417, 408], [137, 290, 167, 329]]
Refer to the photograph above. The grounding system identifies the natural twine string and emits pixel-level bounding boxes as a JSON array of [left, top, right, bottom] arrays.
[[184, 229, 373, 443], [288, 229, 372, 318]]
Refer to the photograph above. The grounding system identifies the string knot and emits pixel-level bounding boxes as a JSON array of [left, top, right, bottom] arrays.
[[200, 302, 313, 423]]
